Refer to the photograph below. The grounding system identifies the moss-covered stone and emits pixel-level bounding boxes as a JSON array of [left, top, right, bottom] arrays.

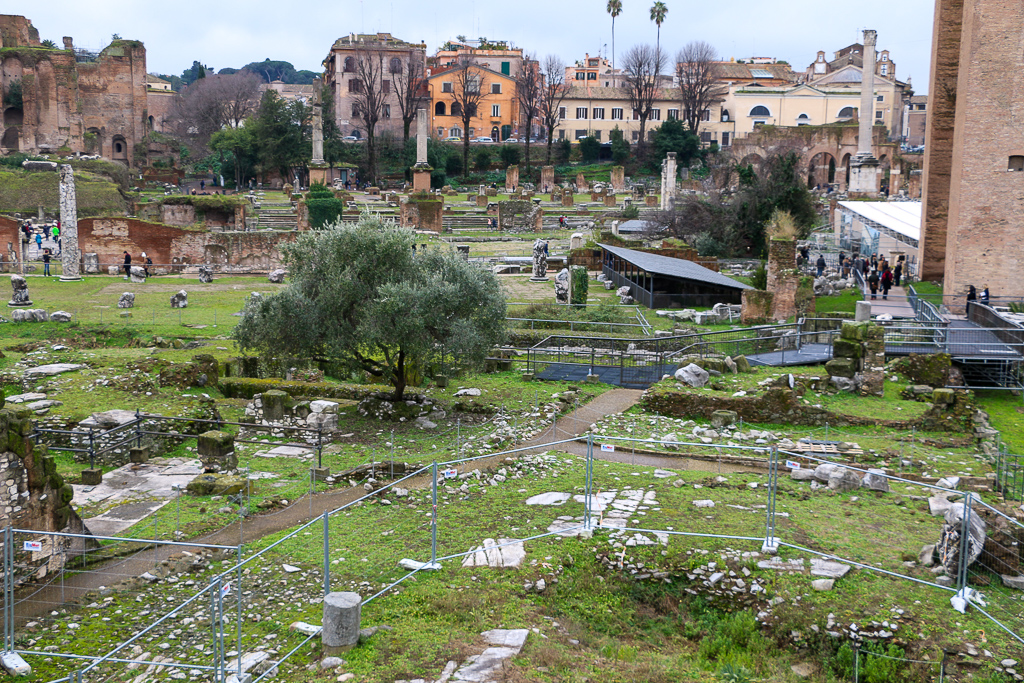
[[832, 339, 862, 359], [888, 353, 951, 387], [186, 474, 251, 496], [841, 322, 868, 341], [826, 358, 858, 378], [933, 388, 955, 405], [262, 390, 293, 422]]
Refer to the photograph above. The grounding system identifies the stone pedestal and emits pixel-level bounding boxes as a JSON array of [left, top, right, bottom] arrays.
[[309, 163, 329, 188], [848, 154, 880, 196], [475, 194, 489, 207], [322, 592, 362, 654], [262, 390, 291, 422], [129, 447, 150, 464], [198, 430, 236, 472], [83, 253, 100, 274], [81, 468, 103, 486], [312, 466, 331, 482], [401, 194, 444, 232], [412, 167, 432, 192], [561, 193, 574, 207], [855, 300, 872, 321], [603, 194, 617, 207]]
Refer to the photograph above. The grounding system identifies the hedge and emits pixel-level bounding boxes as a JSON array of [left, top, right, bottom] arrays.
[[218, 377, 380, 400], [307, 197, 346, 229]]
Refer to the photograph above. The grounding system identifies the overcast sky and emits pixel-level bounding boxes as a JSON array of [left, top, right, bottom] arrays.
[[24, 0, 936, 94]]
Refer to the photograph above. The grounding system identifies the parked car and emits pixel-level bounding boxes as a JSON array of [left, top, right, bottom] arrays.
[[471, 137, 495, 144], [342, 136, 361, 142], [443, 136, 462, 142]]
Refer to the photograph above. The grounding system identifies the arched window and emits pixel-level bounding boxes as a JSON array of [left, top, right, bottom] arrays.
[[749, 105, 771, 117], [451, 101, 463, 117], [720, 109, 730, 122], [796, 113, 810, 126], [112, 135, 128, 160], [435, 101, 446, 116], [838, 106, 855, 119], [148, 115, 155, 130], [343, 57, 355, 73], [1009, 155, 1024, 171], [449, 126, 462, 139], [389, 57, 402, 74], [352, 104, 361, 118]]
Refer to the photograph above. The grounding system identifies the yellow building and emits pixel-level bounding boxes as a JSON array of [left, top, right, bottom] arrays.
[[555, 84, 682, 143], [426, 64, 518, 141]]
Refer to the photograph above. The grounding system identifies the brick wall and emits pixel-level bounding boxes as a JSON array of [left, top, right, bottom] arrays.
[[77, 218, 296, 271], [918, 0, 964, 282]]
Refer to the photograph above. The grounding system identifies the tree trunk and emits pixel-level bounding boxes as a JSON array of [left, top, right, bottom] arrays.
[[546, 133, 553, 165], [462, 135, 471, 180], [403, 118, 412, 142], [391, 349, 407, 400], [524, 115, 532, 171]]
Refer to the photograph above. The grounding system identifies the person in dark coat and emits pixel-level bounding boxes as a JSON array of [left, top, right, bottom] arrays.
[[123, 251, 132, 280], [868, 269, 880, 300], [966, 285, 977, 316], [816, 255, 826, 277], [981, 285, 990, 305], [881, 266, 894, 300], [893, 261, 903, 287]]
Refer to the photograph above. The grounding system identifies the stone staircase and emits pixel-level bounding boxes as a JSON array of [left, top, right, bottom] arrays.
[[256, 202, 297, 230]]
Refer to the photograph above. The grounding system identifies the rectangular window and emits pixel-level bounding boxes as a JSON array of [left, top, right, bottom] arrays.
[[875, 110, 883, 119], [588, 59, 598, 67], [466, 76, 480, 94], [559, 107, 566, 120], [611, 108, 623, 120], [558, 129, 565, 140], [721, 131, 730, 147], [701, 109, 710, 121], [876, 95, 884, 102], [383, 104, 391, 118], [667, 108, 679, 120], [633, 109, 641, 119], [576, 72, 585, 80], [501, 61, 510, 76], [491, 83, 502, 94], [382, 80, 390, 94], [576, 107, 588, 119], [631, 131, 639, 141], [442, 82, 453, 93], [348, 79, 363, 93], [650, 109, 661, 121], [592, 107, 605, 120], [587, 72, 596, 80], [491, 104, 500, 117], [880, 64, 889, 76], [700, 131, 712, 143], [593, 130, 602, 141], [575, 129, 587, 139]]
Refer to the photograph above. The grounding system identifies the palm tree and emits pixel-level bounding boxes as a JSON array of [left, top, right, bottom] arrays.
[[607, 0, 622, 85], [650, 1, 668, 72]]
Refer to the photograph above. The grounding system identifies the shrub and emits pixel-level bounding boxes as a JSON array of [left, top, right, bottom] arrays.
[[570, 266, 589, 308], [555, 139, 572, 164], [498, 144, 521, 168], [579, 136, 600, 163], [621, 204, 640, 220], [218, 377, 379, 400], [307, 181, 333, 199], [474, 147, 493, 172], [751, 261, 767, 290], [306, 197, 346, 228], [445, 153, 463, 176]]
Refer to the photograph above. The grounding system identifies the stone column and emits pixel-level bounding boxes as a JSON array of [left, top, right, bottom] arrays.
[[660, 152, 677, 210], [322, 592, 362, 654], [540, 166, 554, 191], [411, 109, 433, 193], [505, 165, 519, 192], [312, 105, 324, 164], [58, 165, 82, 281], [610, 166, 625, 191], [848, 30, 880, 195]]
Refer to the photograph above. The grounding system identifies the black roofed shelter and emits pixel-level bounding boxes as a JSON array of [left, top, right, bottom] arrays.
[[600, 243, 752, 309]]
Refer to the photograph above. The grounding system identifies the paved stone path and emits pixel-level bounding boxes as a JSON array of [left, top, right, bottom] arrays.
[[866, 284, 916, 318]]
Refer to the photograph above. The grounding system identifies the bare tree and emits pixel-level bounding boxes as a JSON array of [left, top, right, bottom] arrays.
[[538, 55, 571, 165], [450, 56, 487, 177], [169, 72, 262, 154], [622, 44, 665, 160], [350, 49, 390, 183], [675, 41, 725, 136], [514, 53, 542, 170], [393, 54, 427, 141]]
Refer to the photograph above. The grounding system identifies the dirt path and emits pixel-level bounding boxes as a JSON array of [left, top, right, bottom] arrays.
[[15, 388, 734, 621]]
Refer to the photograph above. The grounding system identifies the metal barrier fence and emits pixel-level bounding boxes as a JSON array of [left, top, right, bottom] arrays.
[[6, 433, 1024, 680], [995, 446, 1024, 502]]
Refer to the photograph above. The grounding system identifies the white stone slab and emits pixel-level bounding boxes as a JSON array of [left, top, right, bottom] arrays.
[[810, 559, 851, 579], [265, 446, 312, 458], [24, 363, 86, 379], [5, 392, 45, 404], [524, 492, 570, 506], [481, 629, 529, 652]]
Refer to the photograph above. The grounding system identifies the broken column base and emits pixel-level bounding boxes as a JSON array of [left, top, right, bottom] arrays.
[[81, 468, 103, 485], [129, 446, 150, 464], [586, 374, 600, 383], [322, 592, 362, 655], [761, 537, 780, 555], [0, 652, 31, 676], [312, 466, 330, 483]]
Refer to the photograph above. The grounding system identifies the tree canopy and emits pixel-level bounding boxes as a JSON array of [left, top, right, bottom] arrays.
[[233, 215, 507, 400]]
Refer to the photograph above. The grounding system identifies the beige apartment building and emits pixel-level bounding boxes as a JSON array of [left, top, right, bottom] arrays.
[[322, 32, 427, 140], [555, 84, 682, 143]]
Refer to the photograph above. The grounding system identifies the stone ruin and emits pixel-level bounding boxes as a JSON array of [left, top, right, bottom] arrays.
[[170, 290, 188, 308], [742, 237, 814, 324], [199, 266, 214, 283], [554, 268, 570, 304], [9, 275, 31, 307], [498, 200, 543, 233], [825, 321, 886, 395]]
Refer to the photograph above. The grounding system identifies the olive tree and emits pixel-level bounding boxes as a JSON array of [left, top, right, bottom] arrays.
[[233, 215, 507, 400]]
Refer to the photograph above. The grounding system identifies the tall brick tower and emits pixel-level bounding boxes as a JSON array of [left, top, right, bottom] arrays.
[[918, 0, 1024, 307]]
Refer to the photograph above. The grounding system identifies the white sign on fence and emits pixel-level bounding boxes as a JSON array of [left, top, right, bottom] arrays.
[[600, 444, 615, 452], [786, 460, 801, 469], [443, 468, 459, 480], [23, 541, 42, 552]]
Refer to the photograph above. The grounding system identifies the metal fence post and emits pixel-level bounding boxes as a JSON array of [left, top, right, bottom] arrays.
[[431, 463, 438, 565], [584, 434, 593, 529], [765, 446, 778, 549], [322, 511, 330, 596], [853, 641, 860, 683], [4, 525, 12, 652], [134, 409, 142, 449], [88, 428, 95, 471]]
